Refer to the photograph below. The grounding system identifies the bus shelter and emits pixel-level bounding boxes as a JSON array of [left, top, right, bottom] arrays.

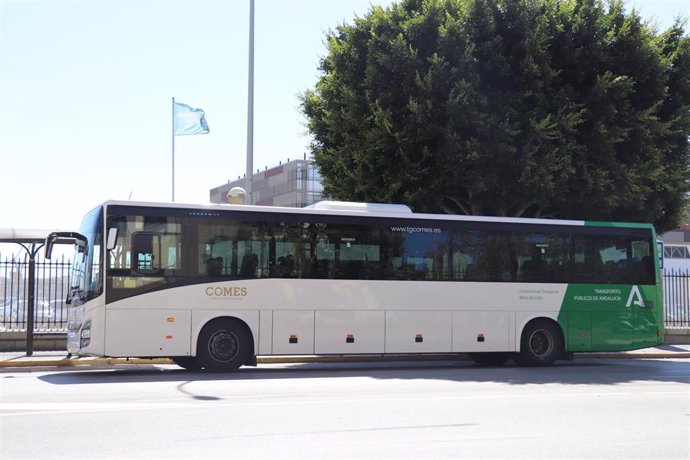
[[0, 229, 74, 356]]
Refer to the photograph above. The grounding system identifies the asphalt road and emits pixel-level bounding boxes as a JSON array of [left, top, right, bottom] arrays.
[[1, 359, 689, 459]]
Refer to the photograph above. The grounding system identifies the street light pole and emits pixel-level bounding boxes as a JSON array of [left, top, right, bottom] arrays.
[[245, 0, 255, 205]]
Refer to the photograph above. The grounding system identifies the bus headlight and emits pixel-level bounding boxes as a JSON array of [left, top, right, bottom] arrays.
[[67, 321, 82, 332]]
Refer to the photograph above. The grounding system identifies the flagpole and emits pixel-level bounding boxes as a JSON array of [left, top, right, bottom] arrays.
[[172, 96, 176, 202], [245, 0, 255, 205]]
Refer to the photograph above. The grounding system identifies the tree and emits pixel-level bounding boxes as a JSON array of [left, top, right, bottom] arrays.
[[301, 0, 690, 233]]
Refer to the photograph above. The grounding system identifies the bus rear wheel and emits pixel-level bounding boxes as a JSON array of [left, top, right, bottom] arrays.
[[516, 319, 563, 366], [197, 318, 252, 372]]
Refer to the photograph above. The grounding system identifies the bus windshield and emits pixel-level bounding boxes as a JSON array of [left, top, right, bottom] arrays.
[[69, 206, 104, 303]]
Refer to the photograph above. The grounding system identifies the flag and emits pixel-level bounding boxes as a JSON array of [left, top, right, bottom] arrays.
[[173, 101, 209, 136]]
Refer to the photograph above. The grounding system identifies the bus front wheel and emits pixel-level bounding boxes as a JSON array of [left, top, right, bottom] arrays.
[[516, 319, 563, 366], [197, 319, 252, 372]]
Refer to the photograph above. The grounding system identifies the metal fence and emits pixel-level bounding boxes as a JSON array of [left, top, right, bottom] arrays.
[[1, 254, 689, 330], [0, 252, 71, 330], [663, 270, 690, 328]]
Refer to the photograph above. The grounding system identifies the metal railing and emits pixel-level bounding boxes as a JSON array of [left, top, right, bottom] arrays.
[[1, 255, 689, 330], [0, 252, 71, 330], [663, 270, 690, 328]]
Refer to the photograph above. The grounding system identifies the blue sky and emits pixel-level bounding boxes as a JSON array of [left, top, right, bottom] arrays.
[[0, 0, 688, 231]]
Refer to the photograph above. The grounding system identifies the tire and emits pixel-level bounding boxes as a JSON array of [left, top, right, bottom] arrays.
[[516, 319, 563, 366], [171, 356, 202, 371], [197, 318, 252, 372], [468, 352, 514, 366]]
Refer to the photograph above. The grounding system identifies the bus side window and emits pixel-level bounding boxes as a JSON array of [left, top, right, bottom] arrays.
[[206, 257, 224, 276], [632, 240, 655, 284], [240, 254, 258, 278]]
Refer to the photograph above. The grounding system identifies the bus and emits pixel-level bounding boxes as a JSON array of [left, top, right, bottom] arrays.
[[45, 200, 664, 371]]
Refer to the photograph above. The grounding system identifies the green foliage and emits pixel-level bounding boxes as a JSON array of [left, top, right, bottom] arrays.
[[301, 0, 690, 233]]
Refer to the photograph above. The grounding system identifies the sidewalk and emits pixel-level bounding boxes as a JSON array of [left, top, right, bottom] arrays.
[[0, 351, 173, 368], [1, 345, 690, 369]]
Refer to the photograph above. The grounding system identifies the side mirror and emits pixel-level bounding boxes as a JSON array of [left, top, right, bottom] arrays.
[[45, 232, 88, 260], [106, 228, 118, 251]]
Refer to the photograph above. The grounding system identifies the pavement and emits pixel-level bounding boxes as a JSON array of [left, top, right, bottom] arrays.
[[1, 344, 690, 369]]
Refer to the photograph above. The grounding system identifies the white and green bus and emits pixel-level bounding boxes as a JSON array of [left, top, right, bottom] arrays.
[[45, 200, 664, 371]]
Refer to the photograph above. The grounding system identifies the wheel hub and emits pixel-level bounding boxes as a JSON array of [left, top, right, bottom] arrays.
[[529, 329, 554, 358], [208, 330, 239, 362]]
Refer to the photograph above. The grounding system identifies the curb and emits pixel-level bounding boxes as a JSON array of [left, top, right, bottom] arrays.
[[0, 354, 467, 368], [1, 351, 689, 368], [0, 357, 174, 368], [575, 352, 690, 360]]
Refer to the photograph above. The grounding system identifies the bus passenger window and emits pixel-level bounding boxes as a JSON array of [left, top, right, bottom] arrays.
[[206, 257, 224, 276], [240, 254, 258, 278]]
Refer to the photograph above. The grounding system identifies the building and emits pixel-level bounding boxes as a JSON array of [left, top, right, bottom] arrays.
[[659, 206, 690, 244], [209, 158, 324, 207]]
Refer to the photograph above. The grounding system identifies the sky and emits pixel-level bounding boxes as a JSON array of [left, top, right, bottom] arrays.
[[0, 0, 688, 233]]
